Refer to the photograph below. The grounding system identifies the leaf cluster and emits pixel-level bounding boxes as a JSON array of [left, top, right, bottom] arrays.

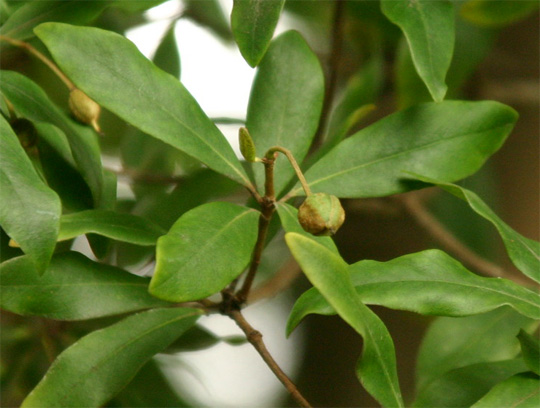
[[1, 1, 538, 407]]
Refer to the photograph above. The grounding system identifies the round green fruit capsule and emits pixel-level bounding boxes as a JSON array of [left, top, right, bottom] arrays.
[[297, 193, 345, 236]]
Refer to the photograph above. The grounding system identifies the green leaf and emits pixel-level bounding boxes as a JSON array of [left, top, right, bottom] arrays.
[[34, 23, 250, 187], [290, 101, 517, 198], [381, 0, 455, 102], [246, 30, 324, 195], [286, 250, 540, 335], [396, 17, 496, 109], [471, 372, 540, 408], [517, 329, 540, 375], [21, 307, 201, 408], [461, 0, 539, 28], [231, 0, 285, 67], [58, 210, 165, 246], [413, 359, 529, 408], [0, 0, 108, 42], [0, 115, 60, 275], [276, 203, 337, 253], [410, 175, 540, 283], [150, 202, 259, 302], [285, 233, 404, 408], [416, 308, 536, 391], [153, 22, 180, 78], [0, 70, 103, 206], [0, 252, 170, 320]]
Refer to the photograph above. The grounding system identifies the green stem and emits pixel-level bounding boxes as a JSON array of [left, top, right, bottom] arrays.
[[265, 146, 312, 196], [0, 36, 75, 90]]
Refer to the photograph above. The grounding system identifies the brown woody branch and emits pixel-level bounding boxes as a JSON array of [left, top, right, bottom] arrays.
[[228, 309, 312, 408]]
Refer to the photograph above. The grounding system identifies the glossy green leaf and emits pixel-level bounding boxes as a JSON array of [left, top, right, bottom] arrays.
[[416, 307, 536, 391], [411, 175, 540, 283], [21, 307, 201, 408], [231, 0, 285, 67], [287, 250, 540, 335], [413, 359, 528, 408], [471, 372, 540, 408], [0, 70, 103, 205], [0, 115, 60, 275], [34, 23, 250, 187], [246, 30, 324, 195], [285, 233, 404, 408], [289, 101, 517, 198], [517, 329, 540, 375], [396, 18, 496, 109], [0, 0, 108, 41], [381, 0, 454, 102], [461, 0, 539, 28], [276, 203, 337, 253], [58, 210, 165, 246], [0, 252, 169, 320], [150, 202, 259, 302]]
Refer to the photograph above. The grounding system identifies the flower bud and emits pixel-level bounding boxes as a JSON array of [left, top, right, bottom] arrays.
[[69, 88, 101, 133], [239, 127, 257, 162], [298, 193, 345, 236]]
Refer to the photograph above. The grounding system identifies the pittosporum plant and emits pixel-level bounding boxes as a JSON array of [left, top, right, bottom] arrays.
[[1, 1, 539, 407]]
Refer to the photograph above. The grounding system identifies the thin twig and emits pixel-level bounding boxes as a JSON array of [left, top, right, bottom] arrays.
[[0, 35, 75, 90], [266, 146, 312, 196], [400, 192, 531, 285], [311, 0, 346, 150], [228, 309, 312, 408]]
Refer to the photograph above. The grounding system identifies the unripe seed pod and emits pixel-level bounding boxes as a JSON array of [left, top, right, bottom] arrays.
[[239, 127, 257, 162], [69, 88, 101, 133], [298, 193, 345, 236]]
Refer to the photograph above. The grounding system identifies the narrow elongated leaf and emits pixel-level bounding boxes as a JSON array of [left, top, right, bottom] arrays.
[[381, 0, 454, 101], [150, 202, 259, 302], [0, 0, 108, 41], [0, 252, 169, 320], [416, 308, 536, 391], [396, 18, 496, 109], [413, 359, 528, 408], [21, 307, 201, 408], [0, 115, 60, 275], [35, 23, 250, 187], [276, 203, 337, 253], [289, 101, 517, 198], [231, 0, 285, 67], [471, 373, 540, 408], [285, 233, 404, 408], [246, 30, 324, 195], [517, 330, 540, 375], [286, 250, 540, 335], [0, 70, 103, 205], [411, 175, 540, 283], [58, 210, 165, 246]]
